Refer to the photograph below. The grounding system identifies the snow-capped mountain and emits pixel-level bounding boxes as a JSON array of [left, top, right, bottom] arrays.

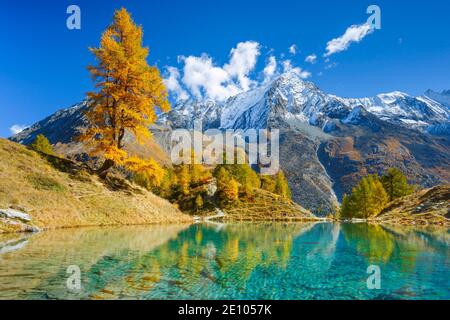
[[340, 91, 449, 130], [10, 71, 450, 215], [158, 71, 450, 214], [159, 72, 351, 131], [160, 71, 450, 134]]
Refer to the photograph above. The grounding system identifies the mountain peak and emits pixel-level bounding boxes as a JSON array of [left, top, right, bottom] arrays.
[[275, 71, 315, 87]]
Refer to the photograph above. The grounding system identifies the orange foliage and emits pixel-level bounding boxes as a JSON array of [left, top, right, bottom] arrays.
[[79, 8, 169, 179]]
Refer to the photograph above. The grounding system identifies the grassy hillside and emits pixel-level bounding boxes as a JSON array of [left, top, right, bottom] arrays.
[[199, 189, 318, 222], [372, 185, 450, 227], [0, 139, 191, 233]]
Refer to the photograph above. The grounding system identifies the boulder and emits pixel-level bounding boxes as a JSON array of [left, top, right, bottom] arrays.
[[0, 209, 31, 222]]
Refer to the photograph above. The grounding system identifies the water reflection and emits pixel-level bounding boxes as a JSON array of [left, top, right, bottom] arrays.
[[0, 222, 448, 300]]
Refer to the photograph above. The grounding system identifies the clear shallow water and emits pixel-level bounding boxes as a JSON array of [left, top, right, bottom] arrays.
[[0, 222, 449, 300]]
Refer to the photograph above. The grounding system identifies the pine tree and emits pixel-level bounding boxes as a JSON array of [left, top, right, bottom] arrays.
[[195, 194, 204, 211], [242, 178, 255, 198], [215, 167, 230, 197], [79, 8, 169, 179], [30, 134, 54, 155], [340, 194, 352, 218], [159, 167, 176, 198], [274, 170, 292, 200], [177, 165, 191, 196], [215, 167, 239, 203], [372, 175, 389, 209], [381, 168, 414, 201], [215, 151, 260, 195], [366, 174, 388, 217], [340, 174, 388, 218], [227, 179, 240, 202], [260, 175, 276, 193]]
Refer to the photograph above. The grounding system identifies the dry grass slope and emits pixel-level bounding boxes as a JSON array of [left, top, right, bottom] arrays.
[[0, 139, 191, 233], [373, 185, 450, 227], [219, 189, 318, 222]]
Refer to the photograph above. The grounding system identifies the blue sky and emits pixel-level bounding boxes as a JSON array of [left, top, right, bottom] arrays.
[[1, 0, 450, 137]]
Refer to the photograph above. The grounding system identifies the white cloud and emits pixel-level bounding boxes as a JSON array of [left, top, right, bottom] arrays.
[[289, 44, 298, 55], [165, 41, 312, 101], [181, 54, 239, 101], [324, 23, 374, 57], [10, 124, 28, 135], [282, 60, 311, 79], [169, 41, 261, 101], [224, 41, 260, 91], [164, 66, 189, 100], [305, 54, 317, 64], [263, 56, 277, 82]]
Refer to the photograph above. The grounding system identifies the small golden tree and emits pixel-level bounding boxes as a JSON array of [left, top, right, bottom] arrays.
[[30, 134, 54, 155], [195, 194, 204, 212], [274, 170, 292, 200], [80, 8, 169, 180]]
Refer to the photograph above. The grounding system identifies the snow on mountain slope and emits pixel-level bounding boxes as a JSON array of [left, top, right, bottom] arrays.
[[338, 91, 449, 130], [160, 72, 449, 134], [158, 99, 223, 129], [220, 82, 271, 129], [424, 89, 450, 109], [9, 71, 450, 215], [161, 71, 353, 132]]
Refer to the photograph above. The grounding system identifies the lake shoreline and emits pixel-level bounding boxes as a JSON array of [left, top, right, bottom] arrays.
[[2, 214, 449, 235]]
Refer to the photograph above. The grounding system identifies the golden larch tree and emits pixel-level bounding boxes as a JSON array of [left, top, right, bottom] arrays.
[[80, 8, 170, 180]]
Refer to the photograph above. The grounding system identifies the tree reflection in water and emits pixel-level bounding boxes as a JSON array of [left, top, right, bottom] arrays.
[[0, 222, 448, 300]]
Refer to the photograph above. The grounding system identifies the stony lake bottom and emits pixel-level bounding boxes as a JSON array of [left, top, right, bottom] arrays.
[[0, 222, 448, 300]]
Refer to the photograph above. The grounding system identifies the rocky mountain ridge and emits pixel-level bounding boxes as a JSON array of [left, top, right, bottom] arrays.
[[10, 72, 450, 215]]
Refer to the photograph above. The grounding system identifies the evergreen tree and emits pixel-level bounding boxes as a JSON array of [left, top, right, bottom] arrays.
[[381, 168, 414, 201], [30, 134, 54, 155]]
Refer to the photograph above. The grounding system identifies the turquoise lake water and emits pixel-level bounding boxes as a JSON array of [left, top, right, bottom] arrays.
[[0, 222, 449, 300]]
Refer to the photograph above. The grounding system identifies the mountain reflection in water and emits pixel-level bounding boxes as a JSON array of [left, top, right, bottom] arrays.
[[0, 222, 448, 300]]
